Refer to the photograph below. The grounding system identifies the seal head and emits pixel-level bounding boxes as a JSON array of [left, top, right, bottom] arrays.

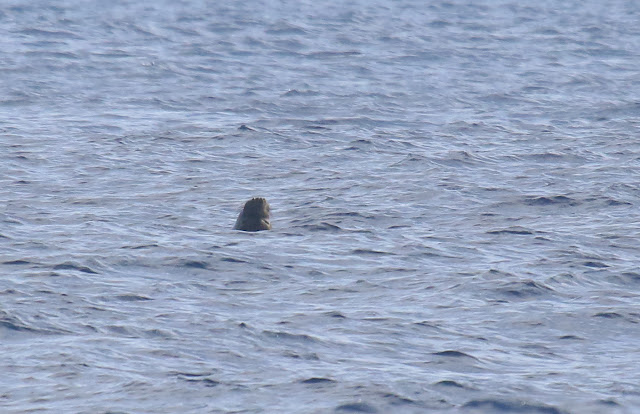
[[234, 197, 271, 232]]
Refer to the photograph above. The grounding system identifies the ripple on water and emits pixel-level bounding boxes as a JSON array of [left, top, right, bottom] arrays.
[[52, 262, 99, 274], [432, 350, 479, 360], [3, 259, 33, 265], [434, 380, 469, 389], [299, 222, 344, 232], [113, 294, 152, 302], [461, 399, 566, 414], [486, 226, 535, 235], [335, 402, 378, 413], [0, 310, 40, 333], [175, 372, 221, 388], [262, 330, 321, 344], [521, 195, 579, 207], [0, 309, 68, 336], [180, 260, 210, 269], [495, 280, 555, 299], [299, 377, 336, 384]]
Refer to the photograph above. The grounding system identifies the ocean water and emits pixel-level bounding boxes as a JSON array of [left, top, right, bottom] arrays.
[[1, 0, 639, 413]]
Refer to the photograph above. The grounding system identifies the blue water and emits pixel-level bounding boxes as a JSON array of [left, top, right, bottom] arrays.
[[2, 1, 639, 413]]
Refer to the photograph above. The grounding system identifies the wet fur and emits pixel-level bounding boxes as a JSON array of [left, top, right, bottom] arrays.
[[234, 198, 271, 232]]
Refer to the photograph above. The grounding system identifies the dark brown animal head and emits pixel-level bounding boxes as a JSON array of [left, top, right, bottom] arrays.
[[234, 198, 271, 232]]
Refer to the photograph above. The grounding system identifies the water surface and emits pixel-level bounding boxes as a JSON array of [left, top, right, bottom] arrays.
[[1, 0, 639, 413]]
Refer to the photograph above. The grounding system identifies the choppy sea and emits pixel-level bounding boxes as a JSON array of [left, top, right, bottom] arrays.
[[2, 1, 640, 413]]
